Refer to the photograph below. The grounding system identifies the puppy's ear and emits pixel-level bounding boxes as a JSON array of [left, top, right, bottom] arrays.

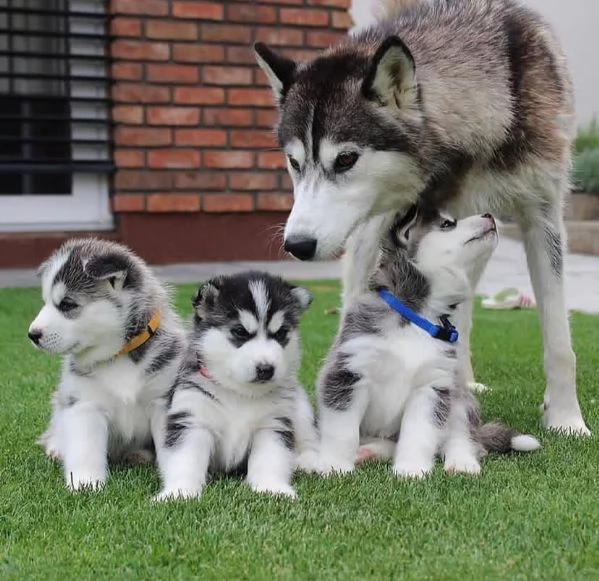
[[36, 257, 52, 279], [254, 42, 297, 106], [290, 285, 313, 314], [84, 253, 130, 291], [362, 36, 418, 112], [192, 276, 224, 318], [383, 205, 419, 252]]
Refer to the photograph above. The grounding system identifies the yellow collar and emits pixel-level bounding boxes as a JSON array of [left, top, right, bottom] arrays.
[[117, 312, 161, 356]]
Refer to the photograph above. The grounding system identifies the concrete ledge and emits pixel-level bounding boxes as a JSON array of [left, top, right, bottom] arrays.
[[500, 221, 599, 256]]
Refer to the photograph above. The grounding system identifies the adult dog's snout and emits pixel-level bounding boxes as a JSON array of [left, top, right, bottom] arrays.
[[284, 235, 317, 261]]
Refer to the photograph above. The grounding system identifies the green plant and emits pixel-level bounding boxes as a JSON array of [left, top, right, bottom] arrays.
[[574, 119, 599, 154], [572, 148, 599, 194]]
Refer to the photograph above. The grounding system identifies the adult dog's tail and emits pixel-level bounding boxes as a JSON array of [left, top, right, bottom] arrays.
[[477, 423, 541, 454], [373, 0, 423, 21]]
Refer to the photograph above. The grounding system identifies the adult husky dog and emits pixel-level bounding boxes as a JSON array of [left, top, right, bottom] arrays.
[[29, 239, 186, 491], [254, 0, 589, 435]]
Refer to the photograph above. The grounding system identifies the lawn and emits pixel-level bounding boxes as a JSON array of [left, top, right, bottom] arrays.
[[0, 281, 597, 580]]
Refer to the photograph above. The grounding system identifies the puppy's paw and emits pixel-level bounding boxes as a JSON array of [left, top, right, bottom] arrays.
[[295, 449, 321, 473], [37, 432, 61, 461], [317, 456, 355, 477], [467, 381, 490, 393], [444, 456, 481, 476], [392, 460, 433, 480], [153, 487, 202, 502], [250, 480, 297, 499], [66, 470, 107, 492]]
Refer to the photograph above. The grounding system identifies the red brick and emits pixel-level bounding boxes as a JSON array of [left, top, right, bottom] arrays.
[[226, 4, 277, 24], [231, 130, 276, 149], [112, 62, 143, 80], [147, 107, 200, 126], [203, 66, 252, 86], [280, 173, 293, 190], [204, 151, 254, 169], [111, 17, 142, 37], [146, 20, 198, 40], [112, 105, 143, 125], [203, 108, 254, 127], [147, 194, 201, 212], [228, 88, 274, 107], [257, 193, 294, 211], [115, 170, 173, 190], [255, 109, 278, 128], [226, 46, 256, 65], [229, 172, 278, 191], [114, 149, 145, 168], [175, 87, 224, 105], [175, 129, 227, 147], [115, 127, 172, 146], [280, 8, 329, 27], [112, 194, 145, 212], [254, 69, 272, 87], [173, 43, 224, 63], [203, 194, 254, 213], [332, 11, 353, 29], [201, 24, 252, 44], [307, 31, 344, 48], [175, 172, 227, 190], [254, 28, 304, 47], [111, 0, 168, 16], [113, 83, 170, 103], [111, 40, 169, 61], [173, 2, 224, 20], [307, 0, 351, 7], [148, 150, 201, 169], [258, 152, 286, 169], [260, 0, 301, 4], [147, 64, 199, 84]]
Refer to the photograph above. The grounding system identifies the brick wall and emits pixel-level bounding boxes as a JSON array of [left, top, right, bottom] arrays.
[[109, 0, 353, 216]]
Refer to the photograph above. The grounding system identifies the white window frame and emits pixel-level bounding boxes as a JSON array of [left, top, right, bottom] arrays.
[[0, 0, 113, 233]]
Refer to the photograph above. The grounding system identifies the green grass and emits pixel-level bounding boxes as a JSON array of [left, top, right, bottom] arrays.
[[1, 281, 597, 580]]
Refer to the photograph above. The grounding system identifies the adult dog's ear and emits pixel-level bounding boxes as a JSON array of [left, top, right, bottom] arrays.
[[362, 36, 418, 111], [254, 42, 297, 106], [84, 253, 130, 290], [192, 276, 224, 318]]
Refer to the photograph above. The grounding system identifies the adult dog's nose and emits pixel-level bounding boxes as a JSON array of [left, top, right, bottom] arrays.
[[255, 364, 275, 382], [28, 329, 42, 345], [284, 235, 317, 261]]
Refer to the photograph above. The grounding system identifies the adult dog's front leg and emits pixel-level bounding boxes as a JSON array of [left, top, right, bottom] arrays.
[[61, 404, 108, 491], [520, 208, 589, 435]]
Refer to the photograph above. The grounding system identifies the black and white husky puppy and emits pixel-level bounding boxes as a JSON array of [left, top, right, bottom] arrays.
[[316, 209, 540, 478], [29, 238, 186, 491], [155, 271, 318, 501]]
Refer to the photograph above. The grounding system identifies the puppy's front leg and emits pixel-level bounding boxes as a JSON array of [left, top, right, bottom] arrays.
[[393, 385, 446, 479], [247, 428, 296, 498], [61, 404, 108, 491]]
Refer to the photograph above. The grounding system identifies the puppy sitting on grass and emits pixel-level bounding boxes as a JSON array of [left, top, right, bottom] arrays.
[[155, 271, 318, 501], [316, 208, 541, 478], [29, 238, 186, 491]]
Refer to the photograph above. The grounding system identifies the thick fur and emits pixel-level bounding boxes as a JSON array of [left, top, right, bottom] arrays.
[[155, 272, 318, 501], [254, 0, 589, 435], [30, 238, 186, 491], [316, 210, 540, 478]]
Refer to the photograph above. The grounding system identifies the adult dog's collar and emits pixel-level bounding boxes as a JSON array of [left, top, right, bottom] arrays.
[[117, 311, 161, 356], [378, 289, 459, 344]]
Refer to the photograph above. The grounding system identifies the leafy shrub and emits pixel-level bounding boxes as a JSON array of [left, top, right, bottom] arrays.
[[574, 119, 599, 154], [572, 148, 599, 194]]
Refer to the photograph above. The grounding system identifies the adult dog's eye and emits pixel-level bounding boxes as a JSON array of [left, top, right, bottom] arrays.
[[334, 152, 359, 173], [58, 298, 78, 312], [440, 219, 457, 230], [288, 156, 301, 172], [231, 325, 251, 341]]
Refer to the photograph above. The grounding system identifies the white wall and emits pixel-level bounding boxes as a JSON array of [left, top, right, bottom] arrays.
[[351, 0, 598, 129]]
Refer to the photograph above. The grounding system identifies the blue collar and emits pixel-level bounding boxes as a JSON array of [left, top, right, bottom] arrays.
[[378, 288, 459, 344]]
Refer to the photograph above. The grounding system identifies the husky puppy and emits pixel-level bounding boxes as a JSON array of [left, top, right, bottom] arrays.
[[316, 210, 540, 477], [155, 271, 318, 501], [29, 238, 186, 491], [254, 0, 589, 435]]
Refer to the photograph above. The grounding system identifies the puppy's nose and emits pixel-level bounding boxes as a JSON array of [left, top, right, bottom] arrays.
[[28, 329, 42, 345], [284, 235, 317, 261], [482, 213, 496, 228], [255, 364, 275, 382]]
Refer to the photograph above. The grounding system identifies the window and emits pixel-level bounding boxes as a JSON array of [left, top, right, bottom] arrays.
[[0, 0, 113, 232]]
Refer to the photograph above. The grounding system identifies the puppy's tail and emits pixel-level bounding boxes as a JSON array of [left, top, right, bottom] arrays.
[[373, 0, 423, 21], [477, 423, 541, 454]]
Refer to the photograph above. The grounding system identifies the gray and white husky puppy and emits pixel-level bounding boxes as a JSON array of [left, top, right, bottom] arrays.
[[29, 238, 186, 491], [254, 0, 589, 435], [317, 209, 540, 477], [155, 271, 318, 501]]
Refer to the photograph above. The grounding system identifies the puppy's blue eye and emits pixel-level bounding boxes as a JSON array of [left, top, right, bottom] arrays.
[[58, 298, 78, 312], [231, 325, 250, 341], [440, 219, 456, 230]]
